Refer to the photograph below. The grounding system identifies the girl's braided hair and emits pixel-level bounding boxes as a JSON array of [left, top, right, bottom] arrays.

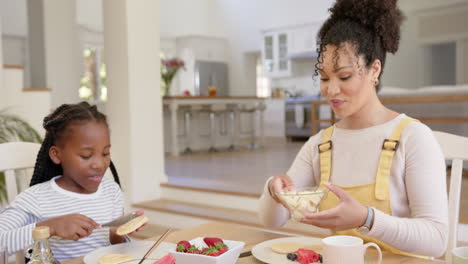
[[315, 0, 404, 91], [30, 101, 121, 187]]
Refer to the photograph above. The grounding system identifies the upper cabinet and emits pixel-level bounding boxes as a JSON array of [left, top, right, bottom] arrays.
[[262, 31, 292, 78], [261, 22, 322, 78], [289, 23, 321, 58]]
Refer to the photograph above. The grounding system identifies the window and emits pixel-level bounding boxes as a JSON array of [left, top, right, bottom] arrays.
[[79, 47, 107, 102]]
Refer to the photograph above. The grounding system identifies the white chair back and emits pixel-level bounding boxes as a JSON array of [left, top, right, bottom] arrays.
[[0, 142, 41, 203], [0, 141, 41, 264], [433, 131, 468, 262]]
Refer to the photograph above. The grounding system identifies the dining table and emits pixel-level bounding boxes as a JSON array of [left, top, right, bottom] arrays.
[[62, 221, 445, 264]]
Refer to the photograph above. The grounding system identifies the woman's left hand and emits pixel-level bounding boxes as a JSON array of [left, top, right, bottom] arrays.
[[300, 183, 368, 231]]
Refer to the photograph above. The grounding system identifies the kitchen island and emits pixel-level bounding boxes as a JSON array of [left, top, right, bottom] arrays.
[[163, 96, 266, 156]]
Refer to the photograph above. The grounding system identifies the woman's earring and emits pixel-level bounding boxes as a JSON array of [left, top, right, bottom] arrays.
[[374, 79, 379, 86]]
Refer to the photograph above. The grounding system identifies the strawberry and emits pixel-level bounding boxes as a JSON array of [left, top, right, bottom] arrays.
[[186, 245, 199, 254], [296, 248, 320, 264], [176, 240, 191, 252], [214, 242, 228, 250], [217, 247, 228, 255], [203, 247, 220, 256], [203, 237, 223, 247]]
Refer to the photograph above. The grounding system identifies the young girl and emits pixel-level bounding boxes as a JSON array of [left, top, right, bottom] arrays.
[[259, 0, 448, 258], [0, 102, 137, 262]]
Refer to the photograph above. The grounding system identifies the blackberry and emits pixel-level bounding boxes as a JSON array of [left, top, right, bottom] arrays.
[[286, 253, 297, 261], [319, 253, 323, 263]]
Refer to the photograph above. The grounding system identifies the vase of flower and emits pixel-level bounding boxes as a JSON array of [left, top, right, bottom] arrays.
[[161, 58, 185, 96]]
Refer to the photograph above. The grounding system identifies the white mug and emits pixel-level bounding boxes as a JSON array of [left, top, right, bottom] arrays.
[[452, 246, 468, 264], [322, 235, 382, 264]]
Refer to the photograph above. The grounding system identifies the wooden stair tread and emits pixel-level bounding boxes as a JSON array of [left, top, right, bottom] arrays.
[[134, 199, 328, 237], [161, 183, 260, 198]]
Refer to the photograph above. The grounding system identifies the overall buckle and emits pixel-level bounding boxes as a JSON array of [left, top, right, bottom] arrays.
[[318, 140, 333, 153], [382, 139, 399, 151]]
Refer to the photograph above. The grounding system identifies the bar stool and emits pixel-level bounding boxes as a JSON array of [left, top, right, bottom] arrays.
[[239, 103, 260, 149], [226, 104, 239, 150], [183, 105, 203, 153], [203, 104, 228, 152], [257, 102, 266, 147]]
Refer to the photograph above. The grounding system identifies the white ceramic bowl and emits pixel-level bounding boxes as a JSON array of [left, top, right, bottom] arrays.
[[276, 186, 329, 221], [168, 237, 245, 264]]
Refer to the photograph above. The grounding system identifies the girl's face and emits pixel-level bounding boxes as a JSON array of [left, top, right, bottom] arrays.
[[319, 43, 380, 118], [50, 121, 111, 194]]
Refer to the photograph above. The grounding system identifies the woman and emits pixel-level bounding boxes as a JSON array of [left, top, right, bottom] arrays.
[[259, 0, 448, 258]]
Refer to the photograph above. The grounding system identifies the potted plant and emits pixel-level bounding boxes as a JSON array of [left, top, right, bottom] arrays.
[[0, 109, 42, 203]]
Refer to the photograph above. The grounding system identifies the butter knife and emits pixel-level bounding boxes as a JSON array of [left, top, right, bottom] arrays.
[[101, 212, 138, 227]]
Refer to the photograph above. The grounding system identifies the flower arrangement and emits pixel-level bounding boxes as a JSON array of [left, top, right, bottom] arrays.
[[161, 58, 185, 96]]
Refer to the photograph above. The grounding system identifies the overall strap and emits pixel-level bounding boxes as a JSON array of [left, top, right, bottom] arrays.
[[319, 126, 334, 183], [375, 117, 418, 200]]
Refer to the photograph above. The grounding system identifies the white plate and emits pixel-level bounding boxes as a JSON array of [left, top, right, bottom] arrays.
[[251, 236, 322, 264], [83, 240, 176, 264]]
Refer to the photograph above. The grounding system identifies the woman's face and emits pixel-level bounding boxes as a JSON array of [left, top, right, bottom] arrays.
[[319, 43, 380, 118]]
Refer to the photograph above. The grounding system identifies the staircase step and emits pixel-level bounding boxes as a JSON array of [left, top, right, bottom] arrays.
[[133, 199, 329, 237]]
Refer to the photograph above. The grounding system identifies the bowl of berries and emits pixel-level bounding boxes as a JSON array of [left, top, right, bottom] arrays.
[[276, 186, 329, 221], [169, 237, 245, 264]]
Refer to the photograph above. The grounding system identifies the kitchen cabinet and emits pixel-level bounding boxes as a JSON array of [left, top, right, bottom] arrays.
[[288, 23, 321, 58], [261, 31, 292, 78], [261, 22, 322, 77]]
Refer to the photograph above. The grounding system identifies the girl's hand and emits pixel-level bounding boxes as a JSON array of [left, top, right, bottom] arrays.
[[300, 183, 368, 231], [109, 210, 145, 244], [268, 174, 295, 203], [37, 214, 99, 241]]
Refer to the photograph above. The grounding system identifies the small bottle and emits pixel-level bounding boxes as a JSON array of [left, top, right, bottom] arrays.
[[29, 226, 59, 264]]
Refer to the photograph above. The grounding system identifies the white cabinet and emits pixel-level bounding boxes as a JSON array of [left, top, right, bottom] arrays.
[[262, 31, 292, 78], [261, 23, 321, 77], [289, 23, 320, 57]]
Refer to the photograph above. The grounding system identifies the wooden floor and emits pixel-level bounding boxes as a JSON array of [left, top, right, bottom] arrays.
[[165, 138, 303, 195], [165, 137, 468, 221]]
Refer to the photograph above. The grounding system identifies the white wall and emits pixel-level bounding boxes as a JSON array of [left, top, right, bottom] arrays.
[[0, 0, 28, 37], [76, 0, 103, 32], [2, 68, 50, 136], [160, 0, 224, 38], [213, 0, 334, 96]]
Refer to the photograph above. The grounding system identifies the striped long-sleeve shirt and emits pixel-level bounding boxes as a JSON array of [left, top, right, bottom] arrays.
[[0, 176, 123, 262]]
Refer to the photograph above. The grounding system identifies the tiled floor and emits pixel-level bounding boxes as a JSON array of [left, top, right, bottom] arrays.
[[165, 137, 468, 220]]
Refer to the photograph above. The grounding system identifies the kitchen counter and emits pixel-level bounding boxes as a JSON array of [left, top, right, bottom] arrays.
[[163, 96, 262, 100], [163, 97, 266, 156]]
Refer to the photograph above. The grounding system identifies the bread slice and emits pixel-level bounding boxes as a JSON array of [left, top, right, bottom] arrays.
[[98, 254, 133, 264], [116, 215, 148, 236], [270, 242, 305, 254]]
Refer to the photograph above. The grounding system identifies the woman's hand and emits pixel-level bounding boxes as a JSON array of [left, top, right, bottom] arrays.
[[109, 210, 145, 244], [37, 214, 99, 241], [268, 174, 295, 203], [300, 183, 368, 231]]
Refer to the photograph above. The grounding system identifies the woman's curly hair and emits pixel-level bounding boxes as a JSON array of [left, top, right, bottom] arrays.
[[315, 0, 404, 91]]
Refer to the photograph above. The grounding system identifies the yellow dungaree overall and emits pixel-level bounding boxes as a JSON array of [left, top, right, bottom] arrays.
[[317, 117, 427, 259]]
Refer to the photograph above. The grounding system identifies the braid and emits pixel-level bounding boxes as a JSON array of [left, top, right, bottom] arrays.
[[30, 133, 62, 186], [30, 102, 122, 187], [109, 161, 121, 187]]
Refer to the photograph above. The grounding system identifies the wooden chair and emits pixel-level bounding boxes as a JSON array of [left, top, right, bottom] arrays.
[[433, 131, 468, 262], [0, 142, 41, 264]]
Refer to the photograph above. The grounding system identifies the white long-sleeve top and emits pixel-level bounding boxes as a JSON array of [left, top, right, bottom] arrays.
[[0, 176, 123, 262], [259, 114, 448, 257]]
